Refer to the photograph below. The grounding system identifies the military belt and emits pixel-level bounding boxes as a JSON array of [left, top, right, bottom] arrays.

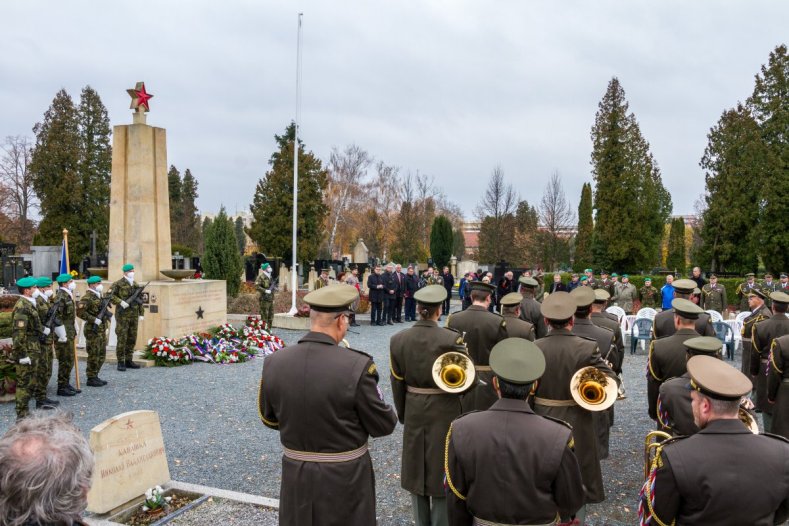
[[406, 385, 446, 395], [475, 365, 492, 372], [534, 397, 577, 407], [282, 443, 368, 463], [782, 378, 789, 384], [474, 517, 557, 526], [761, 359, 769, 364], [743, 338, 752, 342]]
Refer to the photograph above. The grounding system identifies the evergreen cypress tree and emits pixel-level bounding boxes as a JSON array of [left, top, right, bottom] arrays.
[[666, 218, 686, 274], [574, 182, 593, 271], [168, 165, 182, 243], [180, 169, 200, 251], [452, 228, 466, 260], [429, 215, 453, 268], [203, 206, 243, 296], [234, 216, 246, 254]]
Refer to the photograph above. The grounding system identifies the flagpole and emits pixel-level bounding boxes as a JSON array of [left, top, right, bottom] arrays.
[[63, 229, 81, 390], [289, 12, 303, 316]]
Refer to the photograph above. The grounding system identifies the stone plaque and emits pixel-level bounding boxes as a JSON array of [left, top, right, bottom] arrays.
[[86, 410, 171, 513]]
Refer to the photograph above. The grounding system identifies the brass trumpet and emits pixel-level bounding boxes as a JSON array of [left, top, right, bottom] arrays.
[[570, 366, 617, 411], [644, 430, 672, 479], [432, 351, 476, 394]]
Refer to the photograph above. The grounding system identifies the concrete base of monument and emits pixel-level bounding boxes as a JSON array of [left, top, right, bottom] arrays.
[[273, 312, 310, 330], [76, 347, 155, 368]]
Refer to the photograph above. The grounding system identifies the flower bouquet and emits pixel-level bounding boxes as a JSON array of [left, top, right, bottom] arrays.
[[213, 323, 239, 340], [143, 337, 192, 367], [141, 485, 171, 517]]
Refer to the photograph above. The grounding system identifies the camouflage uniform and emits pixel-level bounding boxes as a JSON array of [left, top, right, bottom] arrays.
[[78, 289, 109, 380], [255, 272, 274, 330], [110, 277, 144, 363], [639, 285, 660, 309], [12, 296, 43, 418], [54, 287, 77, 389], [34, 295, 55, 402]]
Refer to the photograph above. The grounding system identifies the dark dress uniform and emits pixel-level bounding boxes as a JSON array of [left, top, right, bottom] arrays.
[[390, 319, 466, 524], [590, 312, 624, 374], [518, 296, 546, 339], [752, 313, 789, 425], [742, 304, 772, 375], [258, 331, 397, 526], [768, 334, 789, 439], [533, 328, 617, 504], [646, 328, 699, 421], [446, 306, 507, 412], [445, 399, 584, 525], [737, 279, 759, 311], [656, 373, 698, 436], [652, 308, 714, 339], [502, 313, 535, 340], [700, 282, 727, 314]]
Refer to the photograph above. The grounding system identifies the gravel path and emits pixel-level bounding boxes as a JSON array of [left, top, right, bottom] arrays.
[[169, 498, 278, 525], [0, 308, 736, 525]]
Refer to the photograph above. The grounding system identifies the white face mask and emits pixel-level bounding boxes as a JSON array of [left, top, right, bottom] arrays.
[[44, 289, 54, 298], [127, 272, 135, 281], [32, 289, 41, 298], [95, 285, 104, 293], [68, 282, 76, 291]]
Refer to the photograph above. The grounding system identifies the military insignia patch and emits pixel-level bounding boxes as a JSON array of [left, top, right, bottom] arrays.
[[456, 336, 463, 345], [368, 363, 377, 376], [501, 320, 507, 328], [16, 320, 25, 328]]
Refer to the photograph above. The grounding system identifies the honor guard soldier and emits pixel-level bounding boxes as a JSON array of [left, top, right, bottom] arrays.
[[768, 333, 789, 439], [77, 276, 110, 387], [110, 263, 144, 371], [446, 281, 507, 412], [655, 337, 729, 436], [11, 277, 47, 419], [518, 276, 546, 339], [533, 292, 618, 523], [33, 277, 59, 409], [638, 277, 660, 309], [647, 299, 704, 422], [445, 338, 585, 525], [639, 355, 789, 525], [742, 286, 772, 376], [258, 285, 397, 526], [583, 268, 597, 289], [652, 279, 715, 339], [390, 285, 469, 526], [700, 273, 727, 316], [255, 262, 275, 330], [590, 289, 625, 375], [736, 272, 758, 311], [54, 273, 79, 396], [752, 291, 789, 432], [499, 292, 535, 341]]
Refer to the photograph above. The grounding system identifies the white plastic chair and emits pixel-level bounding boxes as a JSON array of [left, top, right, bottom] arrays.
[[635, 307, 657, 320], [735, 311, 750, 324], [606, 306, 626, 322], [705, 310, 723, 323]]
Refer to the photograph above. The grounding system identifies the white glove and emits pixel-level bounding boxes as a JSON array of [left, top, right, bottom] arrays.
[[19, 357, 31, 365], [120, 301, 129, 309], [139, 316, 145, 322], [94, 318, 102, 326], [264, 290, 271, 295], [54, 325, 67, 342], [43, 327, 51, 336]]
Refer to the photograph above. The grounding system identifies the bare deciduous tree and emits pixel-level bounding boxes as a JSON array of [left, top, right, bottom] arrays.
[[537, 171, 575, 270], [476, 166, 519, 263], [324, 144, 372, 257], [0, 136, 37, 248]]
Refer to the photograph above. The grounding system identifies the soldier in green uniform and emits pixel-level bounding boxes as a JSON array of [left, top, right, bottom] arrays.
[[518, 276, 546, 339], [33, 277, 59, 409], [751, 291, 789, 432], [78, 275, 110, 387], [446, 281, 507, 413], [639, 277, 659, 309], [110, 263, 144, 371], [736, 272, 758, 312], [445, 338, 585, 525], [584, 268, 597, 289], [499, 292, 535, 340], [11, 277, 45, 419], [390, 285, 468, 526], [742, 287, 771, 376], [314, 267, 330, 290], [640, 355, 789, 525], [54, 273, 79, 396], [255, 262, 275, 330], [700, 274, 727, 316]]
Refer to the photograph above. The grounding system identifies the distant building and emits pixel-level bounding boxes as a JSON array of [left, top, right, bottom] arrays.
[[462, 222, 480, 258]]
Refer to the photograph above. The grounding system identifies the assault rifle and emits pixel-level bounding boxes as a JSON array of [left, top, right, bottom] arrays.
[[127, 282, 150, 307], [41, 297, 64, 343], [91, 295, 114, 331]]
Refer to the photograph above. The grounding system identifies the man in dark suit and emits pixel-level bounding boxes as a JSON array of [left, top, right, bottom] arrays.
[[382, 264, 398, 325], [403, 266, 420, 322], [366, 265, 385, 326], [549, 273, 567, 294], [393, 264, 405, 323], [442, 266, 454, 316]]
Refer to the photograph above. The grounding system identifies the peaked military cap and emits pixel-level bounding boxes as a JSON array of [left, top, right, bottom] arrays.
[[500, 292, 523, 307], [781, 273, 788, 279], [87, 275, 102, 285], [56, 273, 73, 284], [303, 284, 359, 313], [541, 291, 575, 321], [683, 336, 723, 355], [570, 286, 596, 308], [518, 276, 538, 288], [745, 272, 755, 278], [672, 279, 697, 294], [468, 280, 495, 293], [750, 286, 767, 299], [593, 288, 610, 303], [687, 355, 752, 401], [709, 273, 718, 279], [693, 287, 701, 295], [36, 277, 52, 288], [414, 285, 446, 305], [122, 263, 134, 272], [17, 276, 37, 289], [601, 270, 609, 275], [671, 298, 703, 319], [770, 291, 789, 305], [490, 338, 545, 384], [320, 267, 330, 273]]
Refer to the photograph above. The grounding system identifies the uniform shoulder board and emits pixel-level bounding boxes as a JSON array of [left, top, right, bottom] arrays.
[[443, 325, 462, 335], [451, 410, 481, 423], [762, 432, 789, 445], [541, 414, 573, 431], [597, 325, 614, 333], [577, 335, 598, 343], [345, 346, 373, 359]]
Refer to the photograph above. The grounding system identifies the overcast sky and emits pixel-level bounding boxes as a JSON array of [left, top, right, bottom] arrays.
[[2, 1, 786, 220]]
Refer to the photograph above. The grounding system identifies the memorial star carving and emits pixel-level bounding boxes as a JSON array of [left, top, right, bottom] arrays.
[[123, 419, 135, 430], [127, 82, 153, 112], [196, 306, 205, 320]]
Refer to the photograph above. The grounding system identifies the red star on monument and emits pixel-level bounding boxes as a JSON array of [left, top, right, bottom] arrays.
[[127, 82, 153, 112], [123, 419, 135, 430]]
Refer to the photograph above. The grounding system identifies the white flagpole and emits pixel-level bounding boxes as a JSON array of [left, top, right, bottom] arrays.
[[289, 13, 303, 315]]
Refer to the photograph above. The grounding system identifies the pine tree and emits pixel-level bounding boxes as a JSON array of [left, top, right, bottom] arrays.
[[29, 89, 82, 265], [429, 215, 453, 268], [168, 165, 182, 243], [590, 78, 671, 271], [247, 123, 328, 262], [452, 228, 465, 260], [180, 169, 200, 251], [234, 216, 246, 254], [575, 182, 593, 271], [666, 218, 686, 273], [199, 216, 212, 255], [203, 206, 243, 296], [748, 44, 789, 274]]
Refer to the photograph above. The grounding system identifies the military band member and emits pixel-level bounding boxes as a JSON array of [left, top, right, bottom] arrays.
[[445, 339, 585, 525], [499, 292, 535, 341], [752, 291, 789, 432], [638, 277, 659, 309], [533, 293, 618, 522], [640, 355, 789, 525], [11, 277, 45, 419], [590, 289, 624, 375], [700, 273, 727, 315], [742, 287, 772, 376], [655, 336, 725, 436], [258, 285, 397, 526], [77, 275, 110, 387], [518, 276, 546, 339], [736, 272, 758, 312], [647, 299, 703, 422], [390, 285, 467, 526], [768, 333, 789, 439], [446, 281, 507, 412], [652, 279, 715, 339], [255, 262, 275, 330], [33, 276, 59, 409], [54, 273, 79, 396]]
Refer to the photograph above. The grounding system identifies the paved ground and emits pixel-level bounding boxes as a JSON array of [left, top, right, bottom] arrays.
[[0, 305, 747, 525]]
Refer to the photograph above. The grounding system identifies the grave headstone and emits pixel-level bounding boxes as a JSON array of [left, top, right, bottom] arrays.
[[352, 239, 369, 264]]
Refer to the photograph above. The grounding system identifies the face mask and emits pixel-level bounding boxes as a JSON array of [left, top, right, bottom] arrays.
[[32, 289, 41, 298], [68, 282, 76, 291], [95, 285, 104, 293], [44, 289, 54, 298], [127, 272, 135, 281]]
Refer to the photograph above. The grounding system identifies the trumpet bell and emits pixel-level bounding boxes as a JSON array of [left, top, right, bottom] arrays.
[[432, 351, 476, 394], [570, 366, 617, 411], [739, 407, 759, 434]]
